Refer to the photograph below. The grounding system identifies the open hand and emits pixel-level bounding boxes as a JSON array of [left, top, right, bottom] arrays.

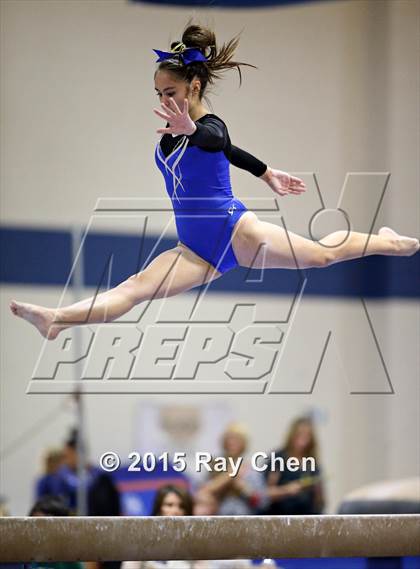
[[261, 167, 306, 197], [153, 97, 197, 136]]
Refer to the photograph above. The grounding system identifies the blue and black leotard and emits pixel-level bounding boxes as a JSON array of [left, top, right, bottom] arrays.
[[154, 113, 267, 274]]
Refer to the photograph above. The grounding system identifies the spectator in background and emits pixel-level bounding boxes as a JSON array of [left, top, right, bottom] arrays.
[[34, 430, 86, 511], [199, 423, 268, 515], [26, 496, 83, 569], [151, 485, 193, 516], [122, 484, 194, 569], [192, 489, 219, 516], [35, 448, 65, 501], [88, 469, 120, 518], [193, 488, 255, 568], [122, 485, 253, 569], [35, 429, 120, 519], [52, 429, 88, 512], [87, 465, 121, 569], [264, 417, 325, 515], [29, 495, 70, 517], [34, 429, 121, 569]]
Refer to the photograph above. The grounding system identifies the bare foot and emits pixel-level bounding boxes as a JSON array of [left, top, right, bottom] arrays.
[[378, 226, 419, 256], [9, 300, 62, 340]]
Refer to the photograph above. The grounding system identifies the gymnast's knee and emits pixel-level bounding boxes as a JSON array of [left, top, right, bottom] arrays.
[[311, 248, 336, 268], [119, 272, 155, 304]]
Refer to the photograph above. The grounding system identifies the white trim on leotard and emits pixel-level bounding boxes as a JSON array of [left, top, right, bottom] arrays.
[[156, 135, 189, 204]]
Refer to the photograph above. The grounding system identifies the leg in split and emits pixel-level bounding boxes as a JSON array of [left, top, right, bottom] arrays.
[[232, 211, 420, 270], [10, 243, 222, 340]]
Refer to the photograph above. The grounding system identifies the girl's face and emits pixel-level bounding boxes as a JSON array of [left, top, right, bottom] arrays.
[[292, 424, 313, 453], [193, 490, 218, 516], [154, 70, 198, 112], [160, 491, 186, 516], [223, 432, 246, 457]]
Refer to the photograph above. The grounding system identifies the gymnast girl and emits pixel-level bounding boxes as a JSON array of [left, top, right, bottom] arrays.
[[10, 23, 419, 341]]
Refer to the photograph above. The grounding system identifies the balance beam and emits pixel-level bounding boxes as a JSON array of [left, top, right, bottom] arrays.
[[1, 515, 419, 562]]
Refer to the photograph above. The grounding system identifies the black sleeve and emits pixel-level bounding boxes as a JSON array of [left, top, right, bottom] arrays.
[[230, 144, 268, 177], [186, 115, 268, 177], [186, 116, 227, 151]]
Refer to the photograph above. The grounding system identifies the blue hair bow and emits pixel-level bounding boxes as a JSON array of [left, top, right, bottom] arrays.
[[153, 43, 208, 66]]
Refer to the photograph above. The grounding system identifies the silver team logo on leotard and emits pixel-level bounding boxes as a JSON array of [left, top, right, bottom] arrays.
[[227, 203, 236, 216]]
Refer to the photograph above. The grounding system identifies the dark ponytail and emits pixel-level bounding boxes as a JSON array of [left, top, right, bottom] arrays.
[[155, 20, 257, 101]]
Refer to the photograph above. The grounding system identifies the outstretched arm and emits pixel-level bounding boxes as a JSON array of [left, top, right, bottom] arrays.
[[230, 144, 268, 177], [231, 144, 307, 196]]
